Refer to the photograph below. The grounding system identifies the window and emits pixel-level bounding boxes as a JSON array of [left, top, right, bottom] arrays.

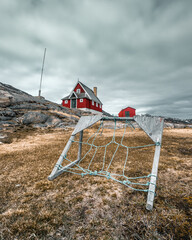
[[80, 99, 83, 102], [92, 100, 94, 105], [76, 89, 80, 94], [65, 100, 68, 104], [96, 103, 98, 107], [100, 104, 102, 108]]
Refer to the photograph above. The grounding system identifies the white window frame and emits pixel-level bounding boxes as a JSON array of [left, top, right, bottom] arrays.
[[76, 89, 80, 94], [80, 99, 83, 103], [96, 103, 98, 107], [65, 100, 68, 104], [92, 100, 94, 105]]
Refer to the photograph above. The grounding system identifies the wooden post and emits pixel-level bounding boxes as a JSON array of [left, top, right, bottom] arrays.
[[146, 141, 161, 210], [48, 135, 75, 180]]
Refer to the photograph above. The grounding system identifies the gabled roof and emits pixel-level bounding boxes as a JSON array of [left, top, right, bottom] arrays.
[[61, 80, 103, 105], [69, 91, 78, 98], [79, 81, 102, 105], [61, 95, 70, 100], [121, 106, 136, 111]]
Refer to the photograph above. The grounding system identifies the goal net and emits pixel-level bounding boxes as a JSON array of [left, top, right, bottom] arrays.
[[48, 115, 164, 210]]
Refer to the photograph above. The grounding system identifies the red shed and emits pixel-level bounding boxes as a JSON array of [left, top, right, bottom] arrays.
[[118, 107, 136, 117]]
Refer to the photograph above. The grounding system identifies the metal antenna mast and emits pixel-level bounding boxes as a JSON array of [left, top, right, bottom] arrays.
[[38, 48, 46, 97]]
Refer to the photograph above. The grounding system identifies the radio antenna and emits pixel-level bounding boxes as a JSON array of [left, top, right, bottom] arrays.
[[38, 48, 46, 97]]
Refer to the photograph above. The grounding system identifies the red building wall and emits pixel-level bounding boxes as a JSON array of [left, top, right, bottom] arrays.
[[118, 107, 136, 117], [62, 99, 71, 108], [62, 98, 102, 112], [89, 100, 102, 112], [77, 99, 102, 112], [77, 98, 89, 108]]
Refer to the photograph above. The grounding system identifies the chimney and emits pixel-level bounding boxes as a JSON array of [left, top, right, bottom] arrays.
[[93, 87, 97, 97]]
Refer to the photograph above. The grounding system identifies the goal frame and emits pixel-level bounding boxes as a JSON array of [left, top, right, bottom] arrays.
[[48, 115, 164, 211]]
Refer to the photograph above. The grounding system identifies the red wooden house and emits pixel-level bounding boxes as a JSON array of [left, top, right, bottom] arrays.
[[118, 107, 136, 117], [62, 81, 103, 114]]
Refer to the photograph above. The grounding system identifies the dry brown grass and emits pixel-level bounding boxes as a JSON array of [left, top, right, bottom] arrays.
[[0, 125, 191, 240]]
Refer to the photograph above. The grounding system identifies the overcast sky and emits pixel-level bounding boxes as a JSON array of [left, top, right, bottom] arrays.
[[0, 0, 192, 118]]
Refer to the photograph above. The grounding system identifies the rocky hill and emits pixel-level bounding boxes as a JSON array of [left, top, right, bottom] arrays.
[[0, 82, 91, 143]]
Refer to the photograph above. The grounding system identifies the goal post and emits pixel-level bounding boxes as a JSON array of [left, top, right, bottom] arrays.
[[48, 115, 164, 210]]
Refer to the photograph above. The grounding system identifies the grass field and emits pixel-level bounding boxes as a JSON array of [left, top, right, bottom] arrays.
[[0, 125, 191, 240]]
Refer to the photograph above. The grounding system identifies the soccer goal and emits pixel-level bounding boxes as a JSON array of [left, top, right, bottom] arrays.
[[48, 115, 164, 210]]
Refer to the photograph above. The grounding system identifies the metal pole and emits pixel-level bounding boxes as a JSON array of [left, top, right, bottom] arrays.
[[39, 48, 46, 97], [146, 143, 161, 210], [77, 131, 83, 162], [48, 135, 75, 180], [146, 119, 164, 210]]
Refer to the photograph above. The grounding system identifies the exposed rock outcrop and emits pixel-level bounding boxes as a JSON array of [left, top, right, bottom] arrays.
[[0, 82, 90, 143]]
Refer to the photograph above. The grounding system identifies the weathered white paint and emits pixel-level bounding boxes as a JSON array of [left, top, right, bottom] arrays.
[[72, 115, 102, 136], [48, 135, 75, 180], [146, 144, 161, 210], [146, 118, 164, 210], [134, 115, 164, 143], [77, 131, 83, 162]]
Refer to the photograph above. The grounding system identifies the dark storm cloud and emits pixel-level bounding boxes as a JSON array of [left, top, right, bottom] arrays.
[[0, 0, 192, 118]]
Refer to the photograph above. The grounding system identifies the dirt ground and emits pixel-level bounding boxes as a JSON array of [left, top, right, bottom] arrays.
[[0, 125, 191, 240]]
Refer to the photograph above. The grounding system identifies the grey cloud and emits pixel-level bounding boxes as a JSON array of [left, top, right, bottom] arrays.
[[0, 0, 191, 118]]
